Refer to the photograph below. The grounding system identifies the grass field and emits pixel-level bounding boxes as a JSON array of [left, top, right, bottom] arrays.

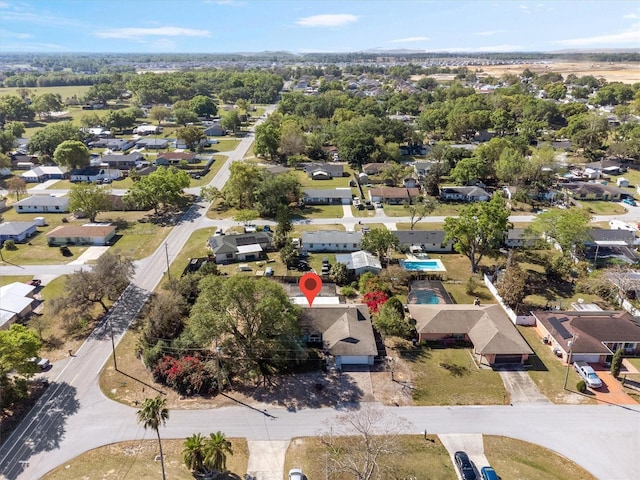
[[406, 346, 508, 405], [42, 438, 249, 480], [0, 85, 92, 99], [576, 200, 626, 215], [284, 435, 456, 480], [0, 275, 33, 287], [484, 435, 597, 480]]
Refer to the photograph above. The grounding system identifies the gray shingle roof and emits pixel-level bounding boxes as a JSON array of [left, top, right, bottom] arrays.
[[301, 231, 362, 245], [14, 195, 69, 208], [392, 230, 447, 246], [303, 188, 352, 199], [0, 221, 37, 235], [208, 232, 273, 255]]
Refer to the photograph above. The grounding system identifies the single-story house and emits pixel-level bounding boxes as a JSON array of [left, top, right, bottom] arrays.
[[100, 152, 143, 169], [408, 304, 533, 365], [588, 228, 635, 247], [392, 230, 453, 253], [563, 182, 624, 201], [303, 163, 344, 180], [301, 231, 362, 252], [362, 163, 388, 175], [20, 166, 66, 183], [135, 138, 170, 150], [584, 228, 640, 265], [532, 310, 640, 363], [0, 166, 11, 177], [335, 251, 382, 275], [69, 167, 122, 183], [403, 177, 418, 188], [90, 138, 136, 151], [133, 125, 162, 135], [13, 195, 69, 213], [0, 282, 36, 329], [207, 232, 273, 264], [506, 228, 538, 248], [413, 161, 438, 176], [156, 152, 198, 165], [368, 187, 420, 205], [303, 188, 352, 205], [204, 123, 226, 136], [0, 221, 38, 244], [45, 224, 117, 246], [299, 304, 378, 368], [439, 186, 490, 202]]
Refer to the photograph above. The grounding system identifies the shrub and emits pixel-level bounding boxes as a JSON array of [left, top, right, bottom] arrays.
[[3, 240, 17, 250], [465, 276, 478, 295], [340, 286, 357, 298], [363, 290, 388, 314], [610, 347, 624, 378], [576, 380, 587, 393], [153, 354, 219, 395]]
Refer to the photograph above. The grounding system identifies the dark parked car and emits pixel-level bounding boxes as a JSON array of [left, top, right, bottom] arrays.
[[454, 451, 478, 480]]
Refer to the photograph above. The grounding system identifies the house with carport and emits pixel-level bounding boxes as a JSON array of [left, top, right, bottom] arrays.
[[532, 310, 640, 364], [14, 195, 69, 214], [207, 232, 273, 264], [408, 304, 533, 365], [299, 304, 378, 369]]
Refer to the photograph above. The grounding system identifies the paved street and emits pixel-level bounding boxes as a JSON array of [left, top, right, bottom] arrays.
[[2, 109, 640, 479]]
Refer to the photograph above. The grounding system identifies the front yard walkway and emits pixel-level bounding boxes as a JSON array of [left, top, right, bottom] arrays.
[[68, 246, 110, 265]]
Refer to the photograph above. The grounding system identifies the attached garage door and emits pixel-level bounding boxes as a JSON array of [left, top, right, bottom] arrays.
[[493, 355, 523, 364], [572, 354, 601, 363], [339, 356, 371, 366]]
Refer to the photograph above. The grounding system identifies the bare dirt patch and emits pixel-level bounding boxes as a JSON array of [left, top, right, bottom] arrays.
[[475, 61, 640, 84]]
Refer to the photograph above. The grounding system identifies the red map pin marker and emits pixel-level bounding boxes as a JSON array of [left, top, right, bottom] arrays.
[[300, 272, 322, 307]]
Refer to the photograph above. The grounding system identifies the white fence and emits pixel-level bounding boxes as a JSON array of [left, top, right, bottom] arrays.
[[483, 274, 535, 325]]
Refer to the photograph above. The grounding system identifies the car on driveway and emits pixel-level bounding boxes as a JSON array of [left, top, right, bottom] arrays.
[[29, 357, 50, 370], [480, 466, 499, 480], [574, 361, 603, 389], [288, 468, 304, 480], [454, 451, 478, 480]]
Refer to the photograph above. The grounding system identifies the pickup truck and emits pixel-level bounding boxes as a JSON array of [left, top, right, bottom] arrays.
[[574, 361, 603, 389]]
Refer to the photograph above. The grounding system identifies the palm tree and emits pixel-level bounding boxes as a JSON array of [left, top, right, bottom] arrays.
[[204, 431, 233, 473], [137, 396, 169, 480], [182, 433, 207, 473]]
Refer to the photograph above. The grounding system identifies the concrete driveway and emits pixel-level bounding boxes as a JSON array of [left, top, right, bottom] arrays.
[[497, 367, 551, 404], [439, 433, 490, 478], [246, 440, 289, 480]]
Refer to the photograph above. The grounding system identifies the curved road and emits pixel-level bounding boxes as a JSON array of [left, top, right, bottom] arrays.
[[1, 113, 640, 478]]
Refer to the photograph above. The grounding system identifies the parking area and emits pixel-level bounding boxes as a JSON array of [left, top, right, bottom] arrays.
[[589, 365, 638, 405]]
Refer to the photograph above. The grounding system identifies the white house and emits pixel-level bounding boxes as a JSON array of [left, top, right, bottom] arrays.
[[0, 221, 38, 244], [69, 167, 122, 183], [45, 224, 117, 246], [0, 282, 36, 329], [20, 166, 66, 183], [335, 251, 382, 275], [302, 188, 352, 205], [14, 195, 69, 214], [301, 231, 362, 252], [133, 125, 163, 135]]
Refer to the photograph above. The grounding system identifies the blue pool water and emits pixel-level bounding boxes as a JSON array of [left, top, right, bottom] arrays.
[[399, 259, 446, 271], [408, 290, 441, 304]]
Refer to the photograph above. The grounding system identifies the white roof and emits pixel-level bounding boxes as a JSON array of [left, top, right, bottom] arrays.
[[0, 292, 33, 314], [0, 310, 16, 329], [0, 282, 35, 298], [236, 244, 263, 254], [335, 251, 381, 271], [291, 296, 341, 305]]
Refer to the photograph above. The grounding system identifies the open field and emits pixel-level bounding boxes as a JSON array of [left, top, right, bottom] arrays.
[[473, 61, 640, 84], [42, 438, 249, 480], [0, 85, 92, 99]]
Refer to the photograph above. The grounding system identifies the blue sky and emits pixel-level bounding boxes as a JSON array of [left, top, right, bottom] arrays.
[[1, 0, 639, 53]]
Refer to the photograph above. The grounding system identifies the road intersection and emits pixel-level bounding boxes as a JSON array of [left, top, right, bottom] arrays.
[[1, 111, 640, 479]]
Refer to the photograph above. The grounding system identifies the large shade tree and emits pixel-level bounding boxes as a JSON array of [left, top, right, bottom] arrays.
[[68, 182, 112, 222], [443, 193, 511, 273], [181, 276, 306, 381], [527, 207, 592, 257], [53, 140, 90, 169], [125, 166, 190, 214]]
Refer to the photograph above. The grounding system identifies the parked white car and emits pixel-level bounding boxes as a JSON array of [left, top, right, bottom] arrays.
[[289, 468, 304, 480], [574, 361, 603, 389]]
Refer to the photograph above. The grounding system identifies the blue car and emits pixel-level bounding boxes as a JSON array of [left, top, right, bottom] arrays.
[[481, 466, 499, 480]]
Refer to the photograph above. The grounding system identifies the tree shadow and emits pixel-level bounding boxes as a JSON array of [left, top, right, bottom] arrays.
[[0, 381, 80, 480], [397, 344, 432, 363], [234, 370, 364, 410]]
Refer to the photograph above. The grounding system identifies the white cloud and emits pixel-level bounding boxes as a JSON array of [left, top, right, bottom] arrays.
[[387, 36, 429, 44], [474, 30, 506, 37], [295, 14, 358, 27], [520, 4, 530, 14], [430, 44, 524, 53], [623, 12, 639, 19], [95, 26, 210, 40], [554, 24, 640, 47], [2, 30, 32, 39]]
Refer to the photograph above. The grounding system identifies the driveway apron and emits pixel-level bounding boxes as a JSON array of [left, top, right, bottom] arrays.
[[246, 440, 289, 480], [498, 367, 551, 404], [439, 433, 490, 477]]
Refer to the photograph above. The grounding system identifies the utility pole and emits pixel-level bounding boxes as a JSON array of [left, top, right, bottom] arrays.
[[109, 317, 118, 371], [164, 242, 171, 280], [563, 333, 578, 390]]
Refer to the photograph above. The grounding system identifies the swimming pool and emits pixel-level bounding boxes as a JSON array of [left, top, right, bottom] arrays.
[[399, 259, 447, 272], [408, 290, 441, 304]]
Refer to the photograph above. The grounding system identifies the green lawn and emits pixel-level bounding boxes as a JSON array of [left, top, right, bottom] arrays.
[[0, 275, 33, 287], [576, 200, 626, 215], [383, 202, 462, 217], [42, 438, 249, 480], [291, 224, 345, 234], [294, 169, 354, 189], [189, 154, 227, 187], [295, 204, 344, 219], [284, 435, 456, 480], [0, 85, 91, 98], [396, 222, 445, 230], [517, 326, 594, 404], [407, 347, 508, 405], [484, 435, 597, 480], [625, 358, 640, 370], [165, 227, 217, 285]]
